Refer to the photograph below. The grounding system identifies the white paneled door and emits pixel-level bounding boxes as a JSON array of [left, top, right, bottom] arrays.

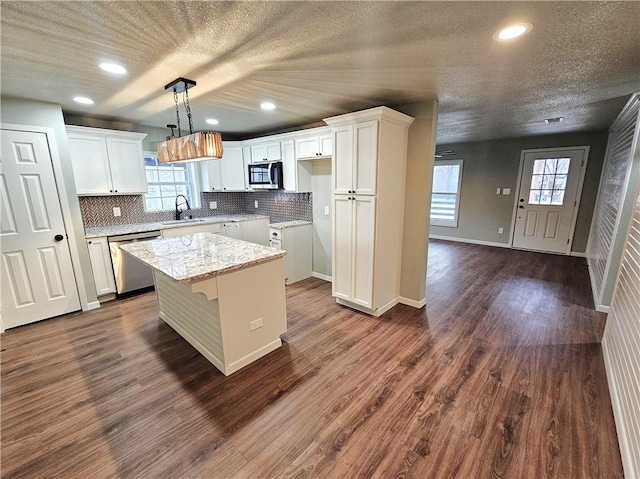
[[1, 129, 80, 329], [512, 148, 586, 254]]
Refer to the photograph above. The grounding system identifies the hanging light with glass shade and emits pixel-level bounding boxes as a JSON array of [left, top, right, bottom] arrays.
[[157, 77, 223, 163]]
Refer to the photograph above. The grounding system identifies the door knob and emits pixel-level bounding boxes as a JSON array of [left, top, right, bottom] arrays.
[[54, 234, 64, 242]]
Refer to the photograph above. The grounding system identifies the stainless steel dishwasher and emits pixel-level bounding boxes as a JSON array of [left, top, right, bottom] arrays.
[[108, 230, 161, 294]]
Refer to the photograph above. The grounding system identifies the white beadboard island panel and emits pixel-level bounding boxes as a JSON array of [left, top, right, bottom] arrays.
[[602, 183, 640, 479], [588, 94, 640, 309]]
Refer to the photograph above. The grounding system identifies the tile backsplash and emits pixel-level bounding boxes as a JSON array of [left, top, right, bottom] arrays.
[[79, 191, 312, 228]]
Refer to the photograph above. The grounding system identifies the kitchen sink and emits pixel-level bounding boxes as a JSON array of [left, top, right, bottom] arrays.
[[161, 218, 206, 225]]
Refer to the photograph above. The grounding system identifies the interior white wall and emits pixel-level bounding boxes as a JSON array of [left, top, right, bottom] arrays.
[[311, 160, 332, 279]]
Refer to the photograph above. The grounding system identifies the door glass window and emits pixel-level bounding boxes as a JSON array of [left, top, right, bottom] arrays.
[[528, 158, 570, 206]]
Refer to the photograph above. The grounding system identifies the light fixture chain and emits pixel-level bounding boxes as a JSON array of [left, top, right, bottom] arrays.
[[173, 89, 182, 137], [183, 89, 194, 134]]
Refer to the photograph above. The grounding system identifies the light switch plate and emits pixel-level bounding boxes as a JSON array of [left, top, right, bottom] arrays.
[[254, 200, 259, 208], [209, 201, 217, 209], [250, 318, 263, 331], [502, 188, 511, 195], [496, 188, 501, 195], [498, 227, 504, 234], [324, 206, 330, 215], [113, 207, 121, 217]]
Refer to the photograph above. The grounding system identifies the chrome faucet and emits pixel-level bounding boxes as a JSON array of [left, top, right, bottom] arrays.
[[175, 194, 191, 220]]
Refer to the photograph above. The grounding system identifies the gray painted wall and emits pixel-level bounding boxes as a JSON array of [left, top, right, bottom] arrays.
[[431, 130, 609, 253], [1, 96, 98, 305], [311, 160, 332, 278]]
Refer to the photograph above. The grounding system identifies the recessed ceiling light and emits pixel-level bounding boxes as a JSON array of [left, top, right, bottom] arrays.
[[73, 96, 94, 105], [206, 118, 219, 125], [260, 102, 276, 111], [99, 62, 127, 75], [544, 117, 564, 124], [493, 23, 533, 41]]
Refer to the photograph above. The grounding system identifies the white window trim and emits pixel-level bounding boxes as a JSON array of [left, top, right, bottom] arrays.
[[142, 151, 201, 211], [430, 158, 464, 228]]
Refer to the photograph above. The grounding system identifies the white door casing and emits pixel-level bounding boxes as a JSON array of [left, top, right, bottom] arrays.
[[511, 147, 589, 254], [1, 129, 81, 328]]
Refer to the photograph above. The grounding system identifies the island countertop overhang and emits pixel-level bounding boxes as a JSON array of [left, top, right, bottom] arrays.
[[119, 232, 286, 283]]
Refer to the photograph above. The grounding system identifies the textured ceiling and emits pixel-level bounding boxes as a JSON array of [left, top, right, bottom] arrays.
[[1, 1, 639, 143]]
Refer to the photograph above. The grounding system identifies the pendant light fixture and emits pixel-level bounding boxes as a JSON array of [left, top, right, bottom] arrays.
[[157, 77, 223, 163]]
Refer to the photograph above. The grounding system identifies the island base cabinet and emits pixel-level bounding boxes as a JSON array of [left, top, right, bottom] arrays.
[[154, 258, 286, 376]]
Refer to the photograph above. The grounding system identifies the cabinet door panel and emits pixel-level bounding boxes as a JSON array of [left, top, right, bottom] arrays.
[[352, 197, 375, 308], [332, 125, 353, 195], [319, 134, 333, 156], [266, 142, 282, 161], [282, 140, 296, 191], [354, 121, 378, 195], [107, 139, 147, 193], [202, 159, 223, 191], [87, 237, 116, 295], [221, 147, 246, 191], [332, 196, 353, 300], [68, 135, 112, 194], [295, 137, 319, 159]]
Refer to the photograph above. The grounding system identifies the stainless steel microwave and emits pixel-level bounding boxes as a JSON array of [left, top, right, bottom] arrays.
[[247, 161, 284, 189]]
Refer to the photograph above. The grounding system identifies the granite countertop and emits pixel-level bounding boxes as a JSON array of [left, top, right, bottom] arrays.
[[84, 214, 270, 238], [119, 232, 286, 283], [269, 220, 313, 229]]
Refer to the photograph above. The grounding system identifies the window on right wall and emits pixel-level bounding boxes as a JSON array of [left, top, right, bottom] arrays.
[[430, 159, 463, 227]]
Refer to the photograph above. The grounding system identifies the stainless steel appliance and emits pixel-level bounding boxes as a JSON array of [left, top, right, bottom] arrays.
[[247, 161, 284, 189], [108, 230, 161, 294]]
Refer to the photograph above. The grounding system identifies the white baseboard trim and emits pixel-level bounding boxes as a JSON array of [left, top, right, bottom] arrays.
[[570, 251, 587, 257], [227, 338, 283, 375], [312, 272, 332, 282], [587, 263, 609, 313], [602, 339, 638, 479], [84, 301, 101, 311], [336, 298, 398, 317], [398, 296, 426, 309], [429, 235, 510, 249]]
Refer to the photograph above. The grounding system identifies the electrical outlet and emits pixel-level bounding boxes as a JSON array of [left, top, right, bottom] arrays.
[[254, 200, 259, 208], [113, 207, 121, 217], [498, 227, 504, 234], [502, 188, 511, 195], [250, 318, 263, 331], [209, 201, 217, 209], [496, 188, 501, 195], [324, 205, 330, 215]]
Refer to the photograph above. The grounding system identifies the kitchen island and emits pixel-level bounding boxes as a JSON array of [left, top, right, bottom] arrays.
[[120, 232, 287, 376]]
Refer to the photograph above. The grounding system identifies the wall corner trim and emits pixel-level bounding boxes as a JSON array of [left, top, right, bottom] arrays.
[[398, 296, 426, 308], [85, 301, 101, 311]]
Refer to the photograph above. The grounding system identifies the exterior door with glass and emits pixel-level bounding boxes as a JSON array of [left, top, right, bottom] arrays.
[[512, 148, 587, 254]]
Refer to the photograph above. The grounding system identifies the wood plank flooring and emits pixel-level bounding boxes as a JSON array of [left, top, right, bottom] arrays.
[[1, 240, 623, 478]]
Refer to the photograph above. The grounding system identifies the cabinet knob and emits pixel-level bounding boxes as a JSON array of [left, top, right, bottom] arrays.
[[88, 241, 92, 244], [110, 189, 113, 193], [114, 190, 118, 193]]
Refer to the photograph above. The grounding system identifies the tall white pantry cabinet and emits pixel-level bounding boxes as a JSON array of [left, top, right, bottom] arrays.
[[324, 107, 414, 316]]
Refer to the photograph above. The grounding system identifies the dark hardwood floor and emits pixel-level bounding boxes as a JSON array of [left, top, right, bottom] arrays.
[[1, 240, 623, 478]]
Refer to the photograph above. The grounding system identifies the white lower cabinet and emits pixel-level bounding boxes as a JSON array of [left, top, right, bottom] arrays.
[[332, 196, 375, 308], [161, 222, 222, 238], [222, 222, 241, 239], [86, 237, 116, 296], [239, 218, 269, 245], [269, 224, 312, 284]]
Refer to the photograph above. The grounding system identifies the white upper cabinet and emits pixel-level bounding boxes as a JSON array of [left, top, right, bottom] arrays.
[[220, 144, 247, 191], [295, 130, 333, 159], [67, 126, 147, 195], [282, 139, 297, 192], [201, 142, 249, 192], [332, 125, 355, 195], [250, 141, 281, 163]]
